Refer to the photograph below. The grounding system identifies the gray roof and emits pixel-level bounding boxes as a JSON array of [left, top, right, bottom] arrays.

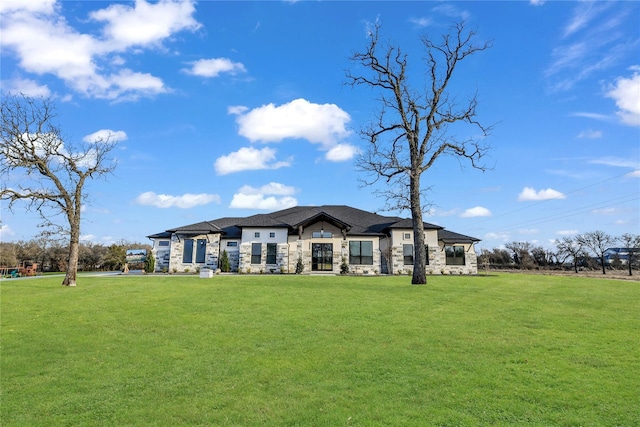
[[149, 205, 479, 242], [438, 229, 480, 243]]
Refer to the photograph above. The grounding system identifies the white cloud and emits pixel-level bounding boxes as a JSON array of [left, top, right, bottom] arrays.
[[519, 229, 539, 235], [238, 182, 296, 196], [135, 191, 220, 209], [183, 58, 246, 77], [485, 231, 510, 242], [589, 157, 639, 169], [409, 17, 432, 27], [231, 98, 351, 147], [626, 170, 640, 178], [518, 187, 566, 201], [229, 183, 297, 210], [0, 0, 200, 100], [2, 78, 51, 97], [591, 208, 617, 215], [214, 146, 290, 175], [89, 0, 200, 50], [83, 129, 128, 143], [576, 129, 602, 139], [0, 224, 16, 240], [325, 144, 359, 162], [460, 206, 492, 218], [606, 72, 640, 126], [529, 0, 545, 6], [556, 229, 578, 236]]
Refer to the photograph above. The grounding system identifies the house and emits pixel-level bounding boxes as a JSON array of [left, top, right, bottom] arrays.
[[146, 205, 480, 275]]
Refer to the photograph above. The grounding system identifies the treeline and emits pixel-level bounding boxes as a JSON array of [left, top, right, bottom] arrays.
[[479, 231, 640, 276], [0, 239, 152, 273]]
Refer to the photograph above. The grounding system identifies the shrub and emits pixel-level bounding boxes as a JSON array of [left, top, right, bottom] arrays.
[[144, 251, 155, 273], [219, 250, 230, 273], [295, 256, 304, 274], [340, 257, 349, 275]]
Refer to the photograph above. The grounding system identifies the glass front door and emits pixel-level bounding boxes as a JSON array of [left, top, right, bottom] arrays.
[[312, 243, 333, 271]]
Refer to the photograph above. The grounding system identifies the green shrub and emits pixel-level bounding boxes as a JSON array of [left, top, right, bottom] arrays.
[[219, 250, 230, 272]]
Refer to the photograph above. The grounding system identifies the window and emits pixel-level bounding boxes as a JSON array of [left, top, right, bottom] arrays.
[[158, 241, 169, 247], [266, 243, 277, 264], [349, 241, 373, 265], [227, 241, 238, 247], [182, 239, 194, 263], [251, 243, 262, 264], [445, 245, 465, 266], [403, 244, 414, 265], [312, 231, 333, 238], [404, 244, 429, 265], [196, 239, 206, 263], [254, 232, 260, 238], [404, 233, 411, 240], [269, 232, 276, 238]]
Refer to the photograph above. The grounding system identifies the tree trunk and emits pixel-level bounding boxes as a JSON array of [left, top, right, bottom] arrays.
[[62, 215, 80, 286], [573, 261, 578, 274], [410, 173, 427, 285], [600, 255, 606, 275]]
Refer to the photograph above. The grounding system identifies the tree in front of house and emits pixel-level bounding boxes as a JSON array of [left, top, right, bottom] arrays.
[[347, 21, 492, 284], [219, 250, 230, 273], [0, 94, 118, 286]]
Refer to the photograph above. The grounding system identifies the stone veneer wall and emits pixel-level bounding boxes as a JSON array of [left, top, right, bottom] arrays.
[[388, 245, 478, 275], [168, 234, 220, 273], [238, 243, 289, 273]]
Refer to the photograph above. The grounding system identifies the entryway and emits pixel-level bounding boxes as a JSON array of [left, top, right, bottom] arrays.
[[312, 243, 333, 272]]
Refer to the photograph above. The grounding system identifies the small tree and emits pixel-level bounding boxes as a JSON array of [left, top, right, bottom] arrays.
[[0, 94, 117, 286], [577, 231, 616, 275], [295, 255, 304, 274], [219, 250, 230, 273], [347, 21, 492, 284], [144, 251, 156, 273]]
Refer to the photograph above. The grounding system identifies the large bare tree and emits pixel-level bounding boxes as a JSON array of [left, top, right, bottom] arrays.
[[0, 94, 117, 286], [576, 231, 616, 275], [347, 21, 492, 284]]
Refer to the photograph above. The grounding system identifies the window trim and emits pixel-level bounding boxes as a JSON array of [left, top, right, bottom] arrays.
[[349, 241, 374, 265], [445, 245, 465, 266], [251, 243, 262, 264], [195, 239, 206, 263], [266, 243, 277, 264], [182, 239, 194, 263], [403, 244, 414, 265]]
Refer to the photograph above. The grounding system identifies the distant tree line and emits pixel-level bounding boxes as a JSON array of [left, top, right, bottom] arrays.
[[478, 231, 640, 276], [0, 238, 152, 274]]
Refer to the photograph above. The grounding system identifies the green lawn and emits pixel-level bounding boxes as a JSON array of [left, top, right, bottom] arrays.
[[2, 274, 639, 426]]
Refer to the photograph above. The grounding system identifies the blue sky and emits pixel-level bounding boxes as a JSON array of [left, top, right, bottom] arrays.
[[1, 0, 639, 252]]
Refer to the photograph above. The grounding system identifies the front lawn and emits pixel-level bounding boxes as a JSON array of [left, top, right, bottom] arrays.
[[2, 274, 638, 426]]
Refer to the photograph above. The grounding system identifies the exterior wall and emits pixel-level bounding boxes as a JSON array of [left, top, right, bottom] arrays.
[[385, 229, 478, 275], [168, 233, 221, 273], [220, 239, 240, 272], [238, 228, 289, 273], [151, 239, 171, 272], [152, 223, 478, 275]]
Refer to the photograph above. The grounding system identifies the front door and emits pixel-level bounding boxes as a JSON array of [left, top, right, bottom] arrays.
[[312, 243, 333, 271]]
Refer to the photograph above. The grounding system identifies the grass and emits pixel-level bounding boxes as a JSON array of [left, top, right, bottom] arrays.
[[1, 274, 639, 426]]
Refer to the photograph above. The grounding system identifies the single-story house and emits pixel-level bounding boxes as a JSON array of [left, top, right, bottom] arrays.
[[146, 205, 480, 275]]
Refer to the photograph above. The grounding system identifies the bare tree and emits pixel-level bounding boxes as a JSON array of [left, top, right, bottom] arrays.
[[619, 233, 640, 276], [505, 241, 534, 268], [555, 236, 584, 274], [577, 231, 616, 275], [0, 94, 117, 286], [347, 21, 492, 284]]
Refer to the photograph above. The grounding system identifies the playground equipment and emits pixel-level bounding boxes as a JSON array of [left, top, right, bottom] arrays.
[[1, 261, 38, 278]]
